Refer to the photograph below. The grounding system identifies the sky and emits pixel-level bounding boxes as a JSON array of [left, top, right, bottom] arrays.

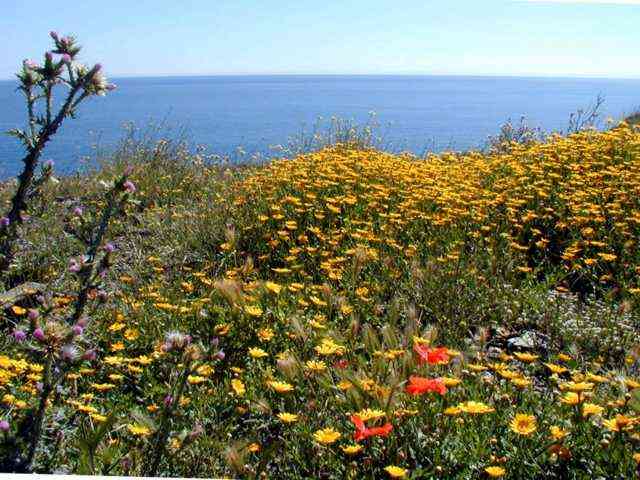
[[1, 0, 640, 79]]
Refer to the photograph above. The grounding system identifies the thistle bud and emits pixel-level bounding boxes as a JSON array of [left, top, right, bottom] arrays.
[[12, 330, 26, 342], [123, 180, 136, 193], [33, 328, 45, 342], [62, 54, 72, 64], [0, 420, 9, 432], [45, 51, 53, 63], [82, 349, 97, 361]]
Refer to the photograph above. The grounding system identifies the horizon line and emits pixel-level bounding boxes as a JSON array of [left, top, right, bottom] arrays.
[[2, 72, 640, 82]]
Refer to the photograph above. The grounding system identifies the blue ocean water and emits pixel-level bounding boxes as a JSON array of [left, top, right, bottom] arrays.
[[0, 75, 639, 177]]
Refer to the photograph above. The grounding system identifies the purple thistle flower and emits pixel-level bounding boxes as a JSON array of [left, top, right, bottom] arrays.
[[73, 206, 84, 216], [62, 54, 72, 64], [215, 350, 225, 361], [0, 420, 9, 432], [123, 180, 136, 193], [82, 349, 97, 361], [103, 242, 115, 253], [45, 51, 53, 63], [0, 217, 10, 227], [72, 324, 84, 336], [50, 31, 59, 41], [12, 330, 26, 342], [164, 395, 173, 407], [43, 159, 54, 169], [33, 328, 45, 342], [28, 309, 39, 321]]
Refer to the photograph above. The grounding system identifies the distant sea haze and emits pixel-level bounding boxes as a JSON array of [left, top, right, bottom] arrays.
[[1, 74, 639, 177]]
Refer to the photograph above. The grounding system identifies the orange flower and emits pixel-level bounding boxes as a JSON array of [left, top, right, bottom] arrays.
[[405, 376, 447, 396], [413, 344, 450, 365], [350, 415, 393, 442]]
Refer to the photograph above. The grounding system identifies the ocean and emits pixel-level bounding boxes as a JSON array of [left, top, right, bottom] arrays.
[[1, 75, 639, 178]]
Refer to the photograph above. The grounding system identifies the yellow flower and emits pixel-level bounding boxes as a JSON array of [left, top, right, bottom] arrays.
[[305, 360, 327, 373], [355, 408, 386, 422], [550, 425, 569, 441], [231, 379, 246, 396], [11, 306, 27, 316], [468, 363, 488, 372], [341, 444, 363, 455], [384, 465, 407, 478], [313, 428, 341, 445], [187, 375, 207, 385], [457, 401, 495, 415], [585, 372, 608, 383], [544, 363, 568, 374], [196, 364, 214, 376], [513, 352, 538, 363], [264, 281, 282, 294], [90, 383, 116, 392], [444, 406, 462, 416], [634, 452, 640, 464], [244, 305, 263, 317], [485, 466, 506, 477], [441, 376, 462, 387], [559, 381, 594, 393], [602, 414, 637, 432], [337, 380, 353, 391], [510, 413, 537, 436], [582, 403, 604, 417], [127, 424, 152, 436], [90, 413, 107, 423], [248, 347, 269, 359], [314, 338, 346, 356], [277, 412, 299, 423], [247, 442, 261, 453], [258, 328, 275, 342], [511, 377, 531, 388], [559, 392, 581, 405], [268, 380, 294, 393], [124, 328, 139, 341]]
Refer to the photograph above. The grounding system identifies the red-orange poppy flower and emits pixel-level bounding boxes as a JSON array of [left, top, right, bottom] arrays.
[[350, 415, 393, 442], [414, 344, 450, 365], [405, 376, 447, 395]]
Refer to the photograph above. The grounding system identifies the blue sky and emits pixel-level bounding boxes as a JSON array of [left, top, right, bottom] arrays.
[[1, 0, 639, 79]]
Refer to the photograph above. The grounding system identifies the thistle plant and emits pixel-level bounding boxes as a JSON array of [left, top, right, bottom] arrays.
[[0, 171, 136, 473], [0, 32, 115, 274], [141, 333, 224, 477]]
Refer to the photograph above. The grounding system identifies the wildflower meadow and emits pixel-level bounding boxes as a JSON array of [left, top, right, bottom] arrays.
[[1, 34, 640, 479]]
